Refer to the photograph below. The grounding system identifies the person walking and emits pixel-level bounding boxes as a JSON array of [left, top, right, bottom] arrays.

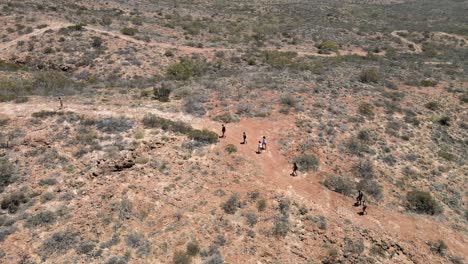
[[221, 124, 226, 138], [242, 132, 247, 144], [58, 97, 63, 109], [262, 136, 267, 150], [362, 200, 367, 215], [291, 162, 298, 176], [356, 190, 363, 206], [257, 141, 262, 154]]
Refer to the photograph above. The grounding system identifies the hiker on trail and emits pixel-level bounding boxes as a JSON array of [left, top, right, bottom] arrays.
[[362, 200, 367, 215], [257, 141, 262, 154], [356, 190, 364, 206], [58, 97, 63, 109], [221, 124, 226, 138], [291, 162, 298, 176], [243, 132, 247, 144], [262, 136, 267, 150]]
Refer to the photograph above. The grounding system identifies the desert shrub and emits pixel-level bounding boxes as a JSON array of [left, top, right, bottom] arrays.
[[76, 241, 96, 255], [317, 41, 338, 54], [272, 214, 289, 237], [214, 234, 226, 246], [41, 192, 55, 203], [435, 116, 450, 126], [25, 210, 56, 227], [460, 91, 468, 103], [0, 60, 22, 71], [204, 252, 224, 264], [425, 101, 439, 111], [105, 256, 128, 264], [164, 50, 174, 57], [353, 159, 374, 179], [31, 110, 58, 119], [120, 27, 138, 36], [406, 190, 442, 215], [142, 113, 192, 134], [0, 158, 16, 192], [293, 154, 319, 171], [183, 96, 207, 117], [0, 226, 17, 242], [310, 215, 327, 230], [213, 112, 239, 123], [40, 230, 80, 257], [96, 117, 133, 133], [0, 118, 8, 127], [257, 199, 267, 212], [153, 82, 173, 102], [186, 240, 200, 256], [125, 232, 150, 257], [91, 37, 103, 48], [222, 193, 240, 214], [344, 238, 364, 255], [357, 179, 383, 201], [280, 93, 298, 108], [358, 102, 375, 117], [225, 144, 237, 154], [100, 234, 120, 249], [1, 191, 27, 213], [359, 68, 380, 83], [323, 175, 353, 196], [32, 71, 81, 96], [188, 129, 218, 144], [67, 24, 84, 31], [173, 250, 191, 264], [429, 240, 447, 256], [245, 212, 258, 227], [166, 58, 207, 80], [261, 50, 297, 69], [420, 79, 438, 87]]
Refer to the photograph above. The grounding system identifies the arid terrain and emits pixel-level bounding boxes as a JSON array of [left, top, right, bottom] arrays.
[[0, 0, 467, 263]]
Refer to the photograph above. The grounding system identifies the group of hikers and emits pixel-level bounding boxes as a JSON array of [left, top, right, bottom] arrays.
[[220, 124, 369, 216]]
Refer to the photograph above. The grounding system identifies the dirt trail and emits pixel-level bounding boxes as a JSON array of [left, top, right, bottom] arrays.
[[212, 118, 468, 258], [1, 97, 467, 258], [0, 21, 376, 60]]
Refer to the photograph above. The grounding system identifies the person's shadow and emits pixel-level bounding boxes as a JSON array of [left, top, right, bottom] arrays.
[[353, 202, 361, 207], [357, 212, 364, 216], [240, 142, 245, 145]]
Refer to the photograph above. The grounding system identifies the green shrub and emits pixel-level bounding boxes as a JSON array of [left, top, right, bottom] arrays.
[[222, 193, 240, 214], [261, 50, 297, 69], [429, 240, 447, 256], [67, 24, 84, 31], [32, 110, 58, 119], [425, 101, 439, 111], [460, 91, 468, 103], [186, 241, 200, 256], [323, 175, 353, 196], [96, 117, 134, 134], [213, 112, 239, 123], [257, 199, 267, 212], [0, 158, 15, 193], [420, 79, 438, 87], [225, 144, 237, 154], [166, 58, 207, 80], [153, 81, 174, 102], [173, 250, 191, 264], [40, 230, 79, 258], [357, 179, 383, 201], [1, 191, 27, 213], [25, 210, 56, 227], [188, 129, 218, 144], [406, 190, 442, 215], [293, 154, 319, 171], [120, 27, 138, 36], [317, 41, 338, 54], [0, 60, 23, 71], [142, 113, 192, 134], [272, 214, 289, 237], [280, 93, 298, 108], [358, 102, 374, 117], [359, 68, 380, 83]]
